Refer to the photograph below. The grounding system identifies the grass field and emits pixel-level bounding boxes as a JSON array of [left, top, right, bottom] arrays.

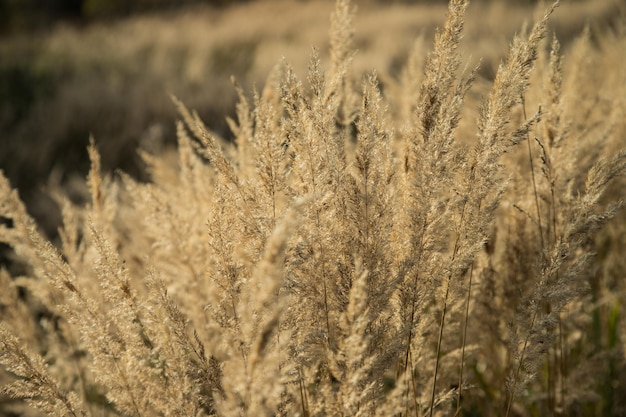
[[1, 0, 625, 415]]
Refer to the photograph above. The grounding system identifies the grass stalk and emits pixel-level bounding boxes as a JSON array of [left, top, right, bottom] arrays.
[[455, 261, 475, 416]]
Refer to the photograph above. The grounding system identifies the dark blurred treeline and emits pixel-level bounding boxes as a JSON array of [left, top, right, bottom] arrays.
[[0, 0, 251, 35]]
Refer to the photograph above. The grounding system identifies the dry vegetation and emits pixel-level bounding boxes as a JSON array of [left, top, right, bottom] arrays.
[[0, 0, 619, 235], [1, 0, 626, 416]]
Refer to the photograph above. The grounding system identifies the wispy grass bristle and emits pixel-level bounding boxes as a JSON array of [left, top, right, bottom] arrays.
[[1, 0, 625, 416]]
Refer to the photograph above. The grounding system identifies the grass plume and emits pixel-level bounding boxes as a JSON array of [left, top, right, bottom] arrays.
[[1, 0, 625, 416]]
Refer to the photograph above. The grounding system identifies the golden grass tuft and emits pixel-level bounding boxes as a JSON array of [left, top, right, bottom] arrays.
[[1, 0, 625, 416]]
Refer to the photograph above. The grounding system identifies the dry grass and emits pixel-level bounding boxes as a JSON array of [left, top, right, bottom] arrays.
[[0, 0, 620, 236], [1, 0, 626, 416]]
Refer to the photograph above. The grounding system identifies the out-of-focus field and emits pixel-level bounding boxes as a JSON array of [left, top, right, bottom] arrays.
[[0, 0, 621, 236]]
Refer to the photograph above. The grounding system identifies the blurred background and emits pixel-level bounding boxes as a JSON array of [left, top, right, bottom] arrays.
[[0, 0, 622, 240]]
